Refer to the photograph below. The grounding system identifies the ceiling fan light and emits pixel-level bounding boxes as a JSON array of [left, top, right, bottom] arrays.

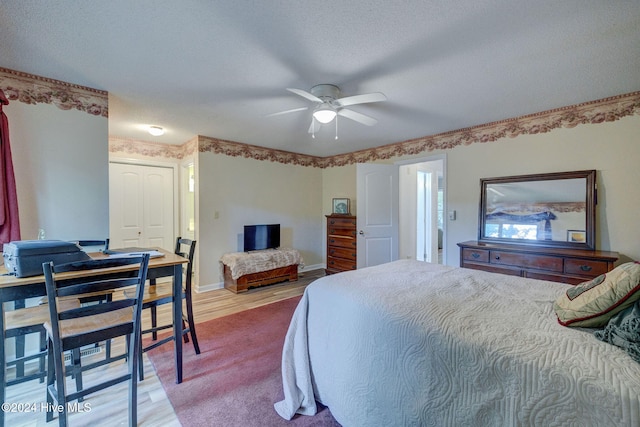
[[148, 125, 165, 136], [313, 106, 337, 124]]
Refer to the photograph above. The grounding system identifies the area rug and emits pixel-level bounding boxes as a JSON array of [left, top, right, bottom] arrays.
[[146, 297, 341, 426]]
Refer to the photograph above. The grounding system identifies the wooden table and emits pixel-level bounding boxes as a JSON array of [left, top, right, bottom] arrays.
[[0, 248, 188, 425]]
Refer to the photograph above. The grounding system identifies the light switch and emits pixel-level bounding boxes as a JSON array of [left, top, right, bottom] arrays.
[[448, 210, 456, 221]]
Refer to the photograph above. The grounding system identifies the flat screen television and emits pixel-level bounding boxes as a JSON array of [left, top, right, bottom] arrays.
[[244, 224, 280, 252]]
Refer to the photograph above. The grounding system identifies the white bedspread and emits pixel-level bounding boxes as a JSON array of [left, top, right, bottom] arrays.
[[274, 260, 640, 426]]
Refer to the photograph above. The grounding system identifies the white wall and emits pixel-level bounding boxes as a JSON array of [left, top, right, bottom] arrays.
[[8, 101, 109, 241], [197, 153, 324, 287]]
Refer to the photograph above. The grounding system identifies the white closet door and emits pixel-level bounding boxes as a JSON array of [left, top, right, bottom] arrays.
[[109, 162, 174, 251]]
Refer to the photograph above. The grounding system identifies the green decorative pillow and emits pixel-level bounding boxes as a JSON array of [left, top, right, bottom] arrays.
[[554, 262, 640, 327]]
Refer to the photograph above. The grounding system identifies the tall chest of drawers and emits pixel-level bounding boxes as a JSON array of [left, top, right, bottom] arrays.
[[458, 240, 618, 285], [326, 215, 357, 275]]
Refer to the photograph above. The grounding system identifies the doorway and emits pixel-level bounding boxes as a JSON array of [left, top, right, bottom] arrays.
[[398, 157, 445, 264]]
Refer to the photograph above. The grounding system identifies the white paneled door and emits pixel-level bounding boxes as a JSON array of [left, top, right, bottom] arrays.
[[356, 163, 399, 269], [109, 162, 174, 252]]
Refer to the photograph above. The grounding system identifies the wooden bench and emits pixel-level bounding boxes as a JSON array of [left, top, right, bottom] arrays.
[[220, 248, 302, 293]]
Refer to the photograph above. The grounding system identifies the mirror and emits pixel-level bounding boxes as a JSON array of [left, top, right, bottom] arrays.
[[479, 170, 596, 249]]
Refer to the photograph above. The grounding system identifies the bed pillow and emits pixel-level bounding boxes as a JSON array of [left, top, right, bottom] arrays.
[[554, 261, 640, 327]]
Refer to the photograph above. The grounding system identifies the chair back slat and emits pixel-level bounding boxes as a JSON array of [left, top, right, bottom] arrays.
[[53, 256, 142, 274], [57, 276, 140, 298], [60, 324, 134, 360]]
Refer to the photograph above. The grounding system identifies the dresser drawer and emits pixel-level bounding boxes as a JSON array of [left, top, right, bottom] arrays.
[[328, 227, 357, 238], [327, 256, 357, 272], [328, 235, 356, 249], [328, 246, 357, 261], [564, 258, 609, 278], [462, 248, 489, 263], [327, 217, 357, 227], [490, 251, 563, 273]]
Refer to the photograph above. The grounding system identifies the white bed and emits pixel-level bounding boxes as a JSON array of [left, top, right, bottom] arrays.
[[274, 260, 640, 426]]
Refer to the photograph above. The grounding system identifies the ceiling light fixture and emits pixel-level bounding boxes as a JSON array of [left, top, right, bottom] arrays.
[[312, 104, 337, 124], [148, 125, 165, 136]]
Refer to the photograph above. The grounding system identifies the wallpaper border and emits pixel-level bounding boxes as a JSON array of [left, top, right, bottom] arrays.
[[198, 136, 324, 167], [0, 67, 108, 117], [109, 136, 197, 159]]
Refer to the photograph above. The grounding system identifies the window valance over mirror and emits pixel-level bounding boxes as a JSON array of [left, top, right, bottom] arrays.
[[478, 170, 596, 250]]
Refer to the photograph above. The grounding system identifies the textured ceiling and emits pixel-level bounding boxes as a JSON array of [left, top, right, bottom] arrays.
[[1, 1, 639, 157]]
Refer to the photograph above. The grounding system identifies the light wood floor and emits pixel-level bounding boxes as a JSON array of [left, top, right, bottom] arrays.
[[4, 269, 324, 427]]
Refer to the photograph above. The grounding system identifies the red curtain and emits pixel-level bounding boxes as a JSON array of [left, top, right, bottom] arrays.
[[0, 89, 21, 245]]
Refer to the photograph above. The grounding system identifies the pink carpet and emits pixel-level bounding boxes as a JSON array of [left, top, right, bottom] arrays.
[[146, 297, 340, 426]]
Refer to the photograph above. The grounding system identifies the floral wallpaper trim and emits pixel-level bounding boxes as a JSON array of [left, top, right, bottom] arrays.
[[197, 136, 324, 167], [0, 67, 108, 117], [109, 136, 197, 160]]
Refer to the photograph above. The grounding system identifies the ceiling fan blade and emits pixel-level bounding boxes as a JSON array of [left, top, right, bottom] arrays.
[[336, 92, 387, 107], [338, 108, 378, 126], [264, 106, 308, 117], [286, 88, 322, 103]]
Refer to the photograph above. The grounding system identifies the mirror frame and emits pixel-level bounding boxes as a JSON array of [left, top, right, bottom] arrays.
[[478, 170, 597, 250]]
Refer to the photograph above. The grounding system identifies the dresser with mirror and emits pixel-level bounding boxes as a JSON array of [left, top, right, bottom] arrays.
[[458, 170, 618, 285]]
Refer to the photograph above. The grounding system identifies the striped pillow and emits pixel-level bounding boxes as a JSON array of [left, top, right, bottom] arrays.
[[554, 262, 640, 327]]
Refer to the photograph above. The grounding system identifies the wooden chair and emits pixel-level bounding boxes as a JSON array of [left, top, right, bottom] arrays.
[[138, 237, 199, 380], [42, 254, 150, 427]]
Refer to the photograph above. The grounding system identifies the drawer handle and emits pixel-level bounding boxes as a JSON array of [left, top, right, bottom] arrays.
[[494, 255, 500, 260], [330, 220, 335, 224], [330, 239, 335, 244], [329, 260, 335, 265], [471, 252, 480, 259], [580, 265, 592, 272]]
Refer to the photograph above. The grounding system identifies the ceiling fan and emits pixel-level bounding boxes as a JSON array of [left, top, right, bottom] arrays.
[[267, 84, 387, 134]]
